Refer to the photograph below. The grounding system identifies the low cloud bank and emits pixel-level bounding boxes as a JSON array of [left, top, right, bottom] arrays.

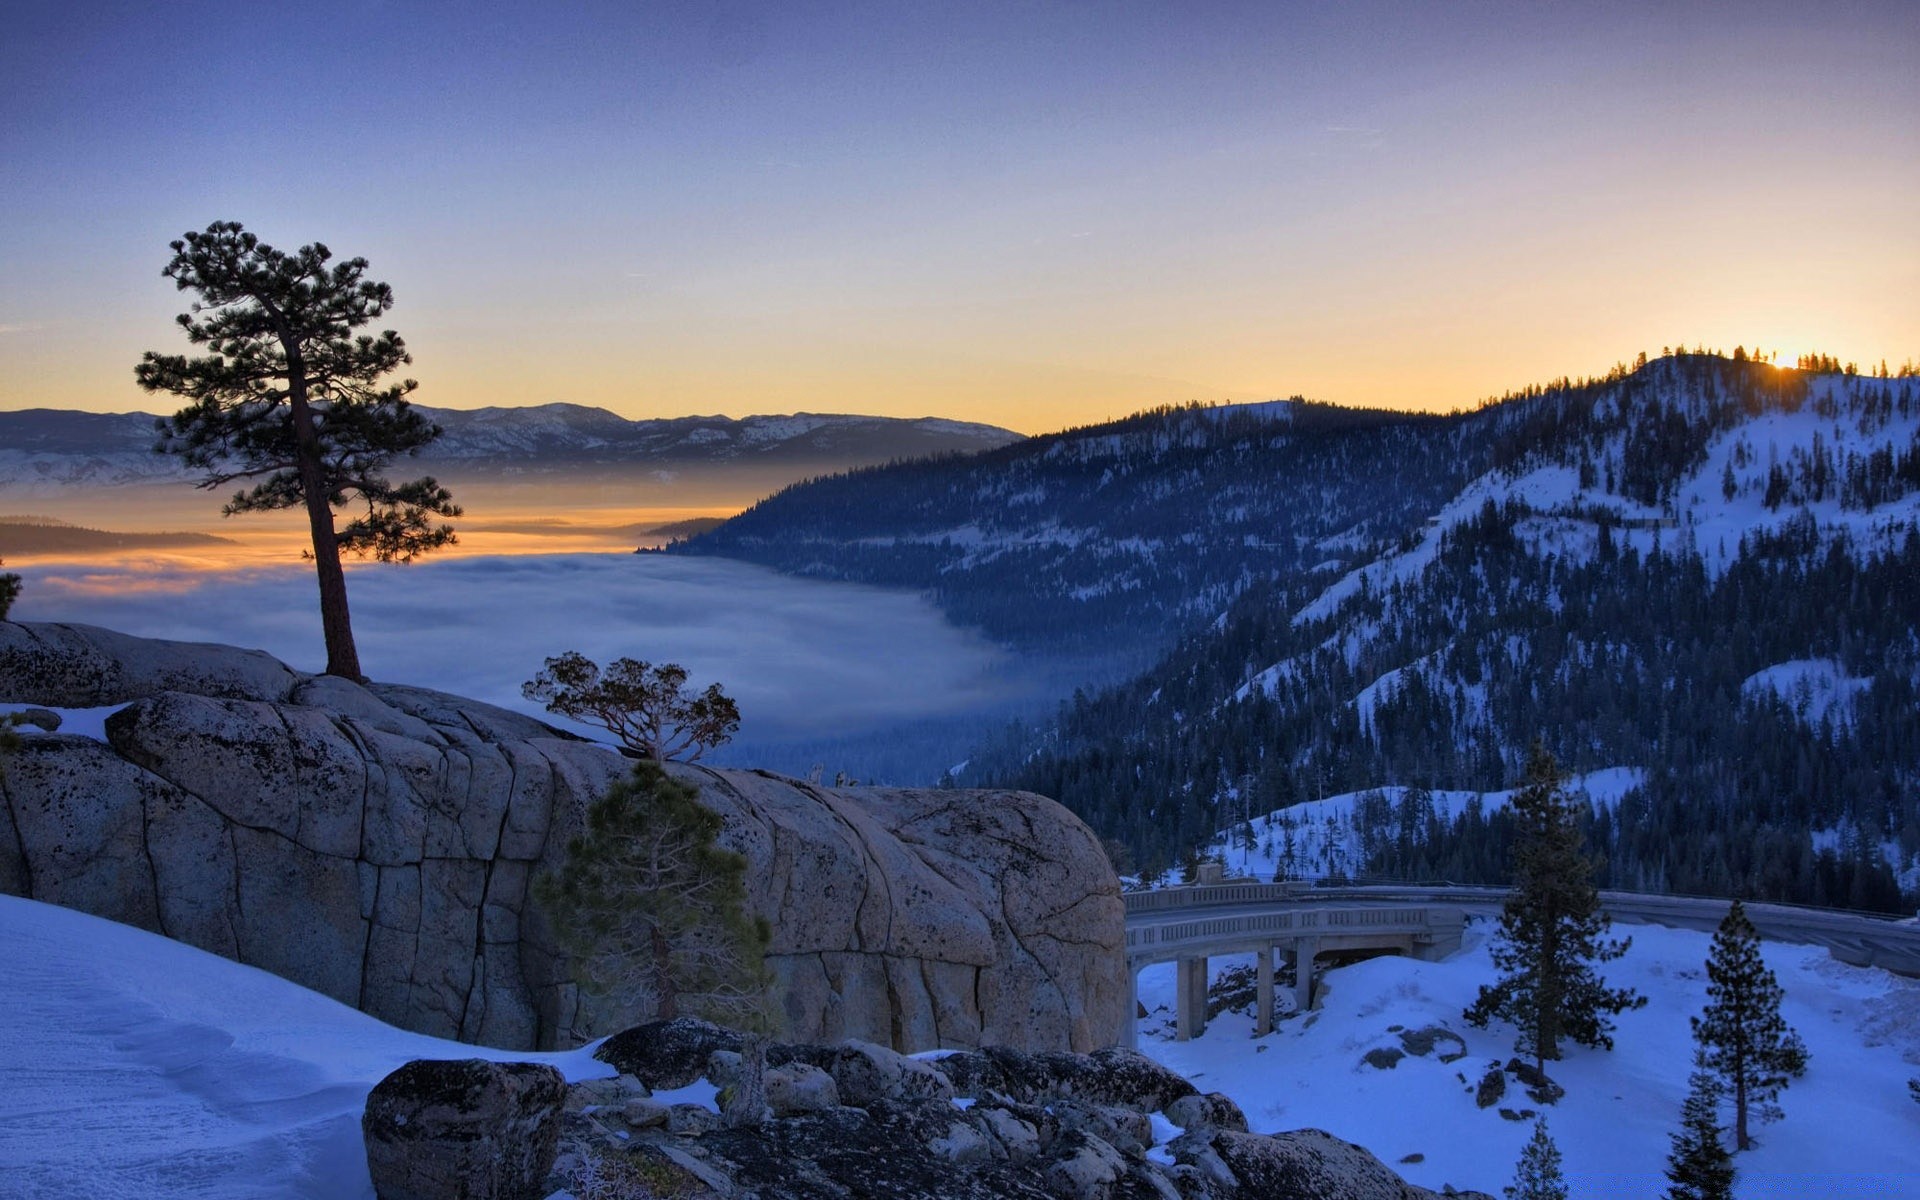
[[10, 553, 1033, 749]]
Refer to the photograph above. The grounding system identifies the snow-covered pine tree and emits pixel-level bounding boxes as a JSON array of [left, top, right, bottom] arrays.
[[1504, 1118, 1568, 1200], [1465, 743, 1645, 1075], [1664, 1066, 1736, 1200], [1691, 899, 1809, 1150]]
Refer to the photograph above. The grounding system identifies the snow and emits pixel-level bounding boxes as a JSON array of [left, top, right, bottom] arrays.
[[1133, 921, 1920, 1198], [1216, 770, 1646, 882], [1289, 375, 1919, 645], [0, 895, 614, 1199], [1741, 660, 1872, 727], [4, 890, 1918, 1198]]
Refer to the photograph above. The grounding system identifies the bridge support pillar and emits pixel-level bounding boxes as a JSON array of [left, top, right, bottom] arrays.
[[1175, 955, 1208, 1041], [1254, 944, 1275, 1036], [1294, 937, 1320, 1012]]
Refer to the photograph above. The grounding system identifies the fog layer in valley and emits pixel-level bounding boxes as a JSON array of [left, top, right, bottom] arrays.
[[8, 553, 1045, 779]]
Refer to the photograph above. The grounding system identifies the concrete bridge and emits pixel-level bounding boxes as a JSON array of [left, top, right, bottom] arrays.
[[1120, 884, 1468, 1046], [1118, 882, 1920, 1047]]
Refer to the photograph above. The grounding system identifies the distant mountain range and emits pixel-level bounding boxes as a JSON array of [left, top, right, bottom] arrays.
[[0, 403, 1021, 494]]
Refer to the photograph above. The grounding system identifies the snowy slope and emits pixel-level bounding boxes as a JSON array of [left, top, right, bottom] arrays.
[[1136, 921, 1920, 1198], [0, 895, 616, 1199], [1213, 770, 1647, 883], [1284, 373, 1918, 643], [6, 893, 1915, 1199]]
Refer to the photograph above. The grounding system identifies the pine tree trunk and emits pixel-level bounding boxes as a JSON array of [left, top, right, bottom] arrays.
[[281, 336, 362, 680], [1734, 1075, 1749, 1151], [651, 924, 677, 1020]]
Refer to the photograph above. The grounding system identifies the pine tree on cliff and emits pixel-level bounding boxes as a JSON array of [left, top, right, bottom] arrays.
[[1505, 1118, 1568, 1200], [136, 221, 460, 679], [535, 761, 771, 1031], [1465, 743, 1645, 1075], [1691, 899, 1809, 1150], [1664, 1066, 1735, 1200]]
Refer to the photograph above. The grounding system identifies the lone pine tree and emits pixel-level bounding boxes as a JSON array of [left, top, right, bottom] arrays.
[[524, 652, 740, 761], [1465, 743, 1644, 1075], [136, 221, 460, 679], [1663, 1066, 1736, 1200], [1691, 899, 1808, 1150], [0, 556, 19, 619]]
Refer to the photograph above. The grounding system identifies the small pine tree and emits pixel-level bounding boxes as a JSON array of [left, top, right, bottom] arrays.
[[1466, 744, 1645, 1074], [524, 651, 740, 761], [534, 761, 771, 1030], [1692, 899, 1809, 1150], [1505, 1118, 1568, 1200], [1664, 1067, 1736, 1200], [1908, 1078, 1918, 1106]]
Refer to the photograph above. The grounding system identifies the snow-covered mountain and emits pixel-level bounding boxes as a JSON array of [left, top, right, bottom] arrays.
[[0, 403, 1020, 494], [995, 358, 1920, 904], [672, 355, 1920, 910]]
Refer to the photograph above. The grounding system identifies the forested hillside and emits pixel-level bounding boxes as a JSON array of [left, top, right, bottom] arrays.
[[971, 356, 1920, 910], [670, 400, 1476, 664], [675, 353, 1919, 912]]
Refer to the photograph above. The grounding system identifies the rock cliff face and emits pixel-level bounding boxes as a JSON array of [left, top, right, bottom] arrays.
[[0, 622, 1127, 1053]]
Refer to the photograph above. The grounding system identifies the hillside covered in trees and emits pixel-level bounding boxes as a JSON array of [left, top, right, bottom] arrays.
[[680, 355, 1920, 912]]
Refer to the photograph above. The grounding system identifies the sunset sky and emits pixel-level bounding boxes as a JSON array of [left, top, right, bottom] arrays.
[[2, 1, 1914, 435]]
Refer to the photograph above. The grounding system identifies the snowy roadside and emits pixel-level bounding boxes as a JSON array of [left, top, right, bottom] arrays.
[[1132, 920, 1920, 1198]]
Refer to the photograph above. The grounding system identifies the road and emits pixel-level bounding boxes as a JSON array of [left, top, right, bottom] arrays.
[[1122, 884, 1920, 978]]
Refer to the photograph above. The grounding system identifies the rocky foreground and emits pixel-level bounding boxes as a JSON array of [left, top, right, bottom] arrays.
[[0, 621, 1126, 1052], [364, 1017, 1492, 1200]]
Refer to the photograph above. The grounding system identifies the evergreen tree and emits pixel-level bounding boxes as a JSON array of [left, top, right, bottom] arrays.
[[0, 556, 18, 619], [524, 651, 740, 761], [535, 761, 771, 1028], [1466, 743, 1645, 1074], [1504, 1118, 1568, 1200], [1664, 1067, 1736, 1200], [1691, 899, 1809, 1149], [136, 221, 461, 679]]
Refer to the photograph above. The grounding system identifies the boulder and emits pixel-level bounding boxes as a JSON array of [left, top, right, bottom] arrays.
[[538, 1028, 1475, 1200], [361, 1058, 566, 1200], [765, 1061, 840, 1116], [1165, 1092, 1248, 1134], [595, 1018, 743, 1090], [0, 622, 297, 706], [813, 1039, 956, 1107], [1189, 1127, 1492, 1200], [1044, 1129, 1127, 1199], [934, 1045, 1196, 1113], [1, 623, 1127, 1053]]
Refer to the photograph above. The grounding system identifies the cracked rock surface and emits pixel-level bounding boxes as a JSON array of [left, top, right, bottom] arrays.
[[0, 622, 1127, 1052]]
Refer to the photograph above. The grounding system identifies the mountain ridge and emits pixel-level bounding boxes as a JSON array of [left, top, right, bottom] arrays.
[[0, 403, 1022, 494]]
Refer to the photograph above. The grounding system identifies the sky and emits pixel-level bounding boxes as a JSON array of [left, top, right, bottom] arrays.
[[2, 1, 1915, 434]]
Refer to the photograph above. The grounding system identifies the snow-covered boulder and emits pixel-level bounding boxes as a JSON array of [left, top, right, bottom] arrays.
[[0, 622, 1127, 1053]]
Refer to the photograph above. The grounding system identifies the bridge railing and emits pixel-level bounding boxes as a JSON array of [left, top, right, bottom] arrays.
[[1124, 904, 1437, 954]]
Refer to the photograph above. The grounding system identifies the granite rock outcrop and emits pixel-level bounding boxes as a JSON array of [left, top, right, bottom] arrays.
[[0, 621, 1127, 1052]]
